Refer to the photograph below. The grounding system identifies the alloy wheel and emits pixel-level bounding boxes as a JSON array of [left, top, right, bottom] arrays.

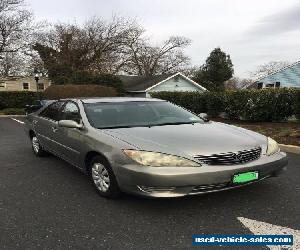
[[91, 163, 111, 192], [32, 136, 40, 154]]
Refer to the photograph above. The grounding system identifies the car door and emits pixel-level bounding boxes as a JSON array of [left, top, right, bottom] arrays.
[[33, 101, 65, 154], [53, 101, 85, 166]]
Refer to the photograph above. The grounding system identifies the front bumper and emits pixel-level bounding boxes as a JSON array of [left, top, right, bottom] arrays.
[[116, 152, 288, 197]]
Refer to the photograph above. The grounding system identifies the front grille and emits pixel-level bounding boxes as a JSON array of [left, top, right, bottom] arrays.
[[194, 147, 262, 165], [189, 174, 272, 195]]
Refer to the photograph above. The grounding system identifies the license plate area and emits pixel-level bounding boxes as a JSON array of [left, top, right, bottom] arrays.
[[232, 171, 258, 184]]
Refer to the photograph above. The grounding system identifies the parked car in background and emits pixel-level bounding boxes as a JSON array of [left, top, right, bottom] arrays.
[[24, 97, 288, 198], [25, 100, 55, 115]]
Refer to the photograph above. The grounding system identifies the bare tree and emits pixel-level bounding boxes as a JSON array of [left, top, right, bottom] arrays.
[[0, 0, 36, 57], [124, 36, 191, 76], [0, 52, 23, 75], [0, 0, 23, 13], [179, 65, 199, 78], [224, 77, 254, 89], [33, 16, 143, 81], [0, 0, 42, 77], [82, 16, 143, 74], [34, 15, 192, 80], [250, 61, 291, 79], [0, 50, 44, 76]]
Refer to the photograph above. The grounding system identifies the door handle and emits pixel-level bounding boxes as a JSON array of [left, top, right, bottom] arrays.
[[51, 126, 58, 133]]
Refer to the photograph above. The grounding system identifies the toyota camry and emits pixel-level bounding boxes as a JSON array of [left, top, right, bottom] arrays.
[[25, 97, 288, 198]]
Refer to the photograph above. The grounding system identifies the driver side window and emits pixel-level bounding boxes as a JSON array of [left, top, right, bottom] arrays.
[[61, 102, 81, 124], [39, 101, 64, 121]]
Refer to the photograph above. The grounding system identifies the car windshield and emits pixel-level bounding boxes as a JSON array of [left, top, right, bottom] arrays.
[[84, 101, 203, 129]]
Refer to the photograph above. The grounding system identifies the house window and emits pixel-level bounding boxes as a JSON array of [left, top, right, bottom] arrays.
[[257, 82, 263, 89], [38, 83, 44, 90], [23, 82, 29, 90], [265, 83, 275, 88]]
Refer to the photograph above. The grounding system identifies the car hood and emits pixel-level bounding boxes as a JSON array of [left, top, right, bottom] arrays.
[[103, 122, 267, 157]]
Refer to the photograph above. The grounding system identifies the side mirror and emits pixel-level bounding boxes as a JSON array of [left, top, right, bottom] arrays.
[[58, 120, 83, 129], [199, 113, 209, 122]]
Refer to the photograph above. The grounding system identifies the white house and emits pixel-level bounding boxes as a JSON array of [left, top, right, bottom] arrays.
[[0, 76, 51, 92], [119, 72, 207, 97]]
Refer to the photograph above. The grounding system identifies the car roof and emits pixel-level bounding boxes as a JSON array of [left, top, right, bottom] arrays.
[[64, 97, 164, 104]]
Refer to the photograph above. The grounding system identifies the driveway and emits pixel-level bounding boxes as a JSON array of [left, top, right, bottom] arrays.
[[0, 117, 300, 250]]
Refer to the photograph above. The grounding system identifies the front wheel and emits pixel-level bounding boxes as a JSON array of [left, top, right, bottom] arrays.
[[89, 156, 120, 199], [31, 135, 47, 157]]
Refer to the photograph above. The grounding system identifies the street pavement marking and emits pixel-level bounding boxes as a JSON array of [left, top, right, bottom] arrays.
[[238, 217, 299, 249], [10, 118, 25, 124]]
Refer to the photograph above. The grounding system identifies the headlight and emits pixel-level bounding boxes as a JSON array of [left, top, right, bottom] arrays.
[[266, 137, 279, 156], [123, 150, 201, 167]]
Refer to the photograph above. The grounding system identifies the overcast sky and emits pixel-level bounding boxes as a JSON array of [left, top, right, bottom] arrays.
[[27, 0, 300, 78]]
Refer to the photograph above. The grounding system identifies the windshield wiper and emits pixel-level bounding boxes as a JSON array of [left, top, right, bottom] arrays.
[[97, 121, 201, 129], [97, 125, 132, 129], [147, 121, 200, 127], [97, 124, 151, 129]]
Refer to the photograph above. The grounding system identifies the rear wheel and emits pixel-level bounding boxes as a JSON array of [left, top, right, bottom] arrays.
[[31, 135, 47, 157], [89, 156, 120, 198]]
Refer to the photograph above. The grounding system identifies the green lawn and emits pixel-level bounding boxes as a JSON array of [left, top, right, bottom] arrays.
[[213, 118, 300, 147]]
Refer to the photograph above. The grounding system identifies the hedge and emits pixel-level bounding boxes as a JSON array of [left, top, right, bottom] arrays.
[[294, 90, 300, 119], [0, 85, 117, 110], [0, 91, 38, 109], [1, 88, 299, 121], [43, 84, 117, 99], [151, 88, 300, 122], [49, 72, 124, 93]]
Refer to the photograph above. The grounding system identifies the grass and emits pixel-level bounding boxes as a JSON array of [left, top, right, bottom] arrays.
[[0, 108, 25, 115], [213, 118, 300, 147]]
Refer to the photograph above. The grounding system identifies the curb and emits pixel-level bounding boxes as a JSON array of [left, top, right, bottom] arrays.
[[279, 144, 300, 155]]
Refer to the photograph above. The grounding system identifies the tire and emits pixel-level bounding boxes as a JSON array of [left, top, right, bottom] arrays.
[[89, 156, 121, 199], [31, 134, 47, 157]]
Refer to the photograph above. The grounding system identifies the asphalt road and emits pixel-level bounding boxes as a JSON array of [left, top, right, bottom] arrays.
[[0, 117, 299, 250]]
